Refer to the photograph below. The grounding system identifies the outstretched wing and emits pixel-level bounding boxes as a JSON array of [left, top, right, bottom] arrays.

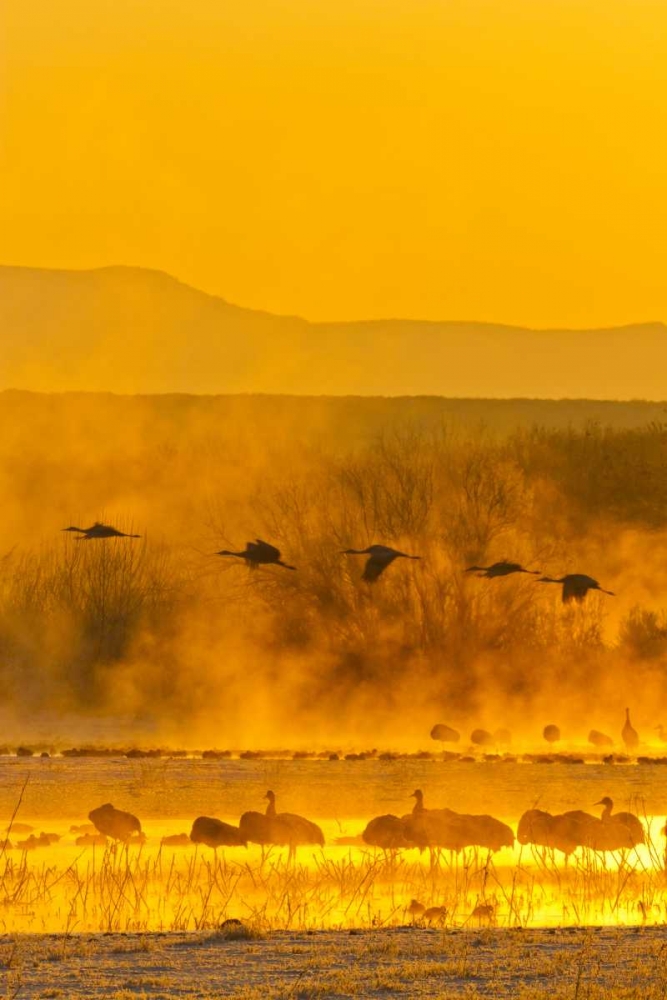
[[562, 578, 588, 603], [254, 539, 281, 560], [362, 554, 390, 582]]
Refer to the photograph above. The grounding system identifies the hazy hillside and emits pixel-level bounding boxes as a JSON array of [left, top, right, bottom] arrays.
[[1, 265, 666, 397]]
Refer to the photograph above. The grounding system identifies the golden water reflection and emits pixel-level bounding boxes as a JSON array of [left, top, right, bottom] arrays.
[[1, 816, 665, 934]]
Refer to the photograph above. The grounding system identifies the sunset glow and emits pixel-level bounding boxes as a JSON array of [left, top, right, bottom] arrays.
[[2, 0, 667, 326]]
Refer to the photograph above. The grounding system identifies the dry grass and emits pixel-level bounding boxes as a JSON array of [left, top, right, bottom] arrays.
[[0, 831, 666, 936], [4, 925, 667, 998]]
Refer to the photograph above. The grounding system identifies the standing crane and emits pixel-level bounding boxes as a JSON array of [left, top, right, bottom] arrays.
[[622, 708, 639, 752]]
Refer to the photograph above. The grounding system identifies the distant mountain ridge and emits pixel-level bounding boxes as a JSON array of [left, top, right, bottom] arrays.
[[1, 264, 665, 398]]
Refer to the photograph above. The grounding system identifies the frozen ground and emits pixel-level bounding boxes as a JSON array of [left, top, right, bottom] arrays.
[[2, 926, 667, 999]]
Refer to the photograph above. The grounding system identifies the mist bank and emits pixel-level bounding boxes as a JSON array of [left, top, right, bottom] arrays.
[[2, 392, 667, 747], [2, 265, 666, 397]]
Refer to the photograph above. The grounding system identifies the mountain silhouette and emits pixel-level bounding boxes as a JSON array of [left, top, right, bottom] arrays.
[[1, 264, 665, 397]]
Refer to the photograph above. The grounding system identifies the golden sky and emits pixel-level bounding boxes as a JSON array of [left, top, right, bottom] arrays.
[[1, 0, 666, 325]]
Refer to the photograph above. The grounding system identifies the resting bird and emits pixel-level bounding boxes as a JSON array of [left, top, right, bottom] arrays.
[[466, 561, 540, 578], [342, 544, 420, 582], [430, 723, 460, 744], [63, 522, 140, 539], [216, 539, 296, 570], [89, 803, 142, 842], [190, 816, 246, 849], [362, 814, 411, 853], [588, 729, 614, 748], [537, 574, 614, 603]]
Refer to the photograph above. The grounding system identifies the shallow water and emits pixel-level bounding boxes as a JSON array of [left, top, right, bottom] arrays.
[[1, 756, 664, 934], [0, 756, 663, 826]]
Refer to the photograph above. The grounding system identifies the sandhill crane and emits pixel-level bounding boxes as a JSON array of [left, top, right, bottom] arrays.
[[518, 808, 595, 857], [405, 791, 513, 857], [430, 723, 460, 743], [401, 790, 458, 856], [263, 790, 324, 860], [190, 816, 246, 849], [89, 803, 142, 842], [543, 724, 560, 745], [622, 708, 639, 752], [216, 539, 296, 570], [342, 544, 420, 582], [161, 833, 191, 847], [63, 522, 140, 539], [422, 905, 447, 925], [594, 797, 645, 848], [466, 561, 540, 578], [407, 899, 426, 922], [588, 729, 614, 748], [362, 814, 411, 854], [238, 809, 272, 853], [471, 729, 494, 747], [656, 724, 667, 743], [537, 574, 614, 603]]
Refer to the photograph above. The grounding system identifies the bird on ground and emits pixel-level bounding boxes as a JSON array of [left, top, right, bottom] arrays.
[[466, 561, 540, 578], [215, 539, 296, 570], [430, 723, 460, 743], [622, 708, 639, 752], [161, 833, 192, 847], [247, 791, 324, 861], [89, 803, 142, 842], [588, 730, 614, 748], [519, 807, 610, 856], [62, 522, 140, 539], [401, 789, 456, 854], [537, 574, 614, 603], [471, 901, 496, 925], [543, 724, 561, 745], [361, 814, 411, 853], [471, 729, 494, 747], [238, 809, 272, 852], [76, 833, 108, 847], [190, 816, 246, 849], [342, 545, 420, 582], [594, 797, 645, 848], [407, 899, 426, 921], [422, 906, 447, 925], [403, 790, 513, 856]]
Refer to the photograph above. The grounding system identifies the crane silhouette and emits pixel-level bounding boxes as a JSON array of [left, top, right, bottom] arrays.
[[537, 574, 614, 603], [466, 561, 540, 578], [342, 544, 420, 582], [215, 539, 296, 570], [622, 708, 639, 751], [62, 522, 140, 539]]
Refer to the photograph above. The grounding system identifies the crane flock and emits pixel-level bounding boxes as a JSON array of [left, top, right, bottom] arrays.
[[60, 521, 614, 599], [80, 789, 647, 866]]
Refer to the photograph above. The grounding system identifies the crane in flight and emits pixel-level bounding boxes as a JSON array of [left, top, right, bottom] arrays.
[[466, 561, 540, 578], [537, 574, 614, 603], [62, 522, 140, 539], [216, 539, 296, 570], [342, 544, 420, 582]]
